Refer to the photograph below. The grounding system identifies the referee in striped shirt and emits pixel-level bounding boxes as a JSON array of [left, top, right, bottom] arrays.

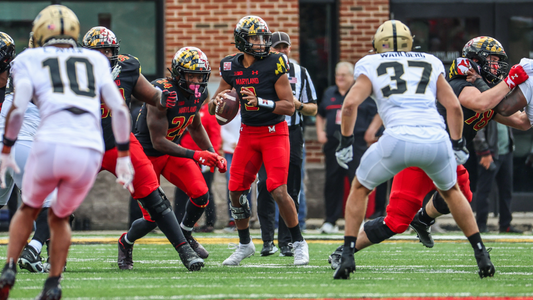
[[257, 32, 318, 257]]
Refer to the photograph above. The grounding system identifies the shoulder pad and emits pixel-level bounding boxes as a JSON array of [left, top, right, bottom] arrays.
[[118, 54, 141, 73], [269, 52, 289, 75]]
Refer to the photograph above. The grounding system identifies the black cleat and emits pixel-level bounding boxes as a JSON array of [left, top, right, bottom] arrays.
[[475, 247, 495, 279], [0, 259, 16, 300], [410, 209, 434, 248], [333, 254, 356, 280], [117, 233, 134, 270], [279, 245, 293, 257], [328, 245, 343, 270], [18, 245, 45, 273], [260, 241, 278, 256], [35, 276, 62, 300], [177, 244, 204, 271], [187, 236, 209, 259]]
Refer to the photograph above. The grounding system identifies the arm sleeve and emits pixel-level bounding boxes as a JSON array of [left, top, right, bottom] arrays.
[[6, 59, 33, 141]]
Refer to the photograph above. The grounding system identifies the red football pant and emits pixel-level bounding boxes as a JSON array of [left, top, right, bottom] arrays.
[[229, 122, 290, 192], [100, 133, 159, 199], [384, 165, 472, 233], [139, 154, 209, 222]]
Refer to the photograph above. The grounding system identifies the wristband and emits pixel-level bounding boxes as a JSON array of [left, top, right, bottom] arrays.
[[2, 135, 16, 147], [207, 147, 215, 153], [297, 103, 304, 111], [116, 142, 130, 151], [186, 149, 195, 159], [473, 78, 490, 93], [450, 138, 465, 150], [257, 97, 276, 110]]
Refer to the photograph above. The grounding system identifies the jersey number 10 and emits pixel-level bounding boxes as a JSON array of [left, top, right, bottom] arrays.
[[43, 57, 96, 97]]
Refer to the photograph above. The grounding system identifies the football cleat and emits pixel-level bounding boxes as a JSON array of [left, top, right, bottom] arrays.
[[177, 244, 204, 271], [279, 244, 293, 257], [260, 241, 278, 257], [475, 247, 496, 279], [0, 259, 16, 300], [35, 277, 62, 300], [18, 245, 45, 273], [333, 254, 356, 280], [293, 240, 309, 266], [222, 242, 255, 266], [410, 209, 435, 248], [328, 245, 343, 270], [187, 236, 209, 259], [117, 233, 134, 270]]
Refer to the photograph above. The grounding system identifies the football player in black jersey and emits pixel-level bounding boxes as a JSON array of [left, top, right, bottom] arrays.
[[0, 32, 15, 106], [125, 46, 227, 261], [208, 15, 309, 266], [81, 27, 204, 271], [329, 36, 530, 279]]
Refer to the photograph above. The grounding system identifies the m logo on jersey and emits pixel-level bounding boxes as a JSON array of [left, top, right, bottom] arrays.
[[268, 125, 276, 133], [224, 62, 232, 71]]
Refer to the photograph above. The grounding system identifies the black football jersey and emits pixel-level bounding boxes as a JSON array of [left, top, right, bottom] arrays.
[[437, 77, 496, 145], [134, 78, 207, 157], [220, 52, 289, 126], [101, 54, 141, 150]]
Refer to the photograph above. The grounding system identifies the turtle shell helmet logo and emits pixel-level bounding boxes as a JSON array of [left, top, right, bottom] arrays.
[[234, 16, 272, 59]]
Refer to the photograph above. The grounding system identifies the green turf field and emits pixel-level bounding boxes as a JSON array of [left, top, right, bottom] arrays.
[[1, 234, 532, 299]]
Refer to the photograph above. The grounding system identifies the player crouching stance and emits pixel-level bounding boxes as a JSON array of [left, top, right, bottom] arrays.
[[0, 5, 134, 299], [333, 20, 495, 279]]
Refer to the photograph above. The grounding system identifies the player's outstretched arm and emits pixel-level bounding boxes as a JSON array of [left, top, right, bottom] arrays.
[[340, 74, 372, 137], [495, 85, 528, 116], [436, 74, 463, 141], [493, 111, 531, 131], [209, 78, 233, 115], [132, 74, 161, 107]]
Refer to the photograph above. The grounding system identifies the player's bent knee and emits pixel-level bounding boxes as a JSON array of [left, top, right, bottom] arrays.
[[432, 193, 450, 215], [137, 189, 172, 221], [364, 217, 396, 244], [190, 193, 209, 208]]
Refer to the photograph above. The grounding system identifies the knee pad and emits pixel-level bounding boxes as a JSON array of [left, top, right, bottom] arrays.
[[230, 192, 251, 220], [190, 193, 209, 208], [364, 217, 396, 244], [432, 192, 450, 215], [137, 189, 172, 220]]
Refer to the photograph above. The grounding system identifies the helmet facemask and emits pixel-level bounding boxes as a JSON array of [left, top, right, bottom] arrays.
[[0, 32, 16, 73]]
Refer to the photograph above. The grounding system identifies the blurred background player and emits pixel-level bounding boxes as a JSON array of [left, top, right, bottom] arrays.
[[209, 16, 309, 266], [123, 46, 227, 264], [0, 5, 134, 298], [257, 31, 317, 257], [81, 27, 204, 271]]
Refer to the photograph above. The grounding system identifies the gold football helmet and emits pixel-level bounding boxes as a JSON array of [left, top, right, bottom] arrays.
[[32, 5, 80, 47], [372, 20, 413, 53]]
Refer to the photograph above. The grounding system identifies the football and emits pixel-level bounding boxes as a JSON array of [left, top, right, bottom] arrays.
[[215, 89, 240, 125]]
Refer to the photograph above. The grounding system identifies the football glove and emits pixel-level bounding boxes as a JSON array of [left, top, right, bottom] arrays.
[[0, 153, 20, 189], [216, 156, 228, 173], [193, 150, 219, 168], [504, 64, 529, 90], [160, 89, 177, 108], [451, 138, 469, 165], [335, 132, 354, 170], [116, 156, 135, 193]]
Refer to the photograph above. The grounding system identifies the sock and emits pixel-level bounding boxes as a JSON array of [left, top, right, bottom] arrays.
[[181, 225, 193, 239], [152, 211, 188, 250], [467, 232, 484, 251], [3, 259, 16, 274], [238, 227, 251, 244], [126, 218, 157, 243], [418, 206, 435, 225], [181, 198, 207, 229], [43, 276, 61, 290], [288, 224, 304, 242], [343, 236, 357, 256], [28, 239, 43, 254], [353, 248, 359, 254], [32, 207, 50, 246]]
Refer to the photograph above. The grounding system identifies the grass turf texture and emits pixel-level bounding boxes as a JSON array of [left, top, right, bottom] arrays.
[[0, 237, 532, 299]]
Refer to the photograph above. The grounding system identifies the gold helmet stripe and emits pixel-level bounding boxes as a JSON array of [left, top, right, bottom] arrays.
[[59, 8, 65, 35]]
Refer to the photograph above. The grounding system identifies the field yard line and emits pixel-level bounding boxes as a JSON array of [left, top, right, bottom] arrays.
[[0, 235, 531, 245]]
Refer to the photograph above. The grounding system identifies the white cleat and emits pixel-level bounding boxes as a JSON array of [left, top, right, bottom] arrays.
[[222, 241, 255, 266], [293, 240, 309, 266]]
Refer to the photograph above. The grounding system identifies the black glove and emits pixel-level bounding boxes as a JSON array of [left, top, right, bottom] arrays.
[[335, 131, 354, 169]]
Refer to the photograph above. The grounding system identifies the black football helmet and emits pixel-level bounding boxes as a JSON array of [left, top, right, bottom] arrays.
[[234, 16, 272, 59], [462, 36, 508, 84], [170, 47, 211, 97], [0, 32, 16, 73], [82, 26, 120, 67]]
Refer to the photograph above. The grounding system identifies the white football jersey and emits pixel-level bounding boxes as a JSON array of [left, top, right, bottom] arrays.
[[518, 58, 533, 125], [354, 52, 448, 142], [10, 47, 113, 152], [0, 93, 40, 141]]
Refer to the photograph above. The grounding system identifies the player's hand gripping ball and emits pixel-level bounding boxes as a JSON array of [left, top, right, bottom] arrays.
[[215, 89, 239, 126]]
